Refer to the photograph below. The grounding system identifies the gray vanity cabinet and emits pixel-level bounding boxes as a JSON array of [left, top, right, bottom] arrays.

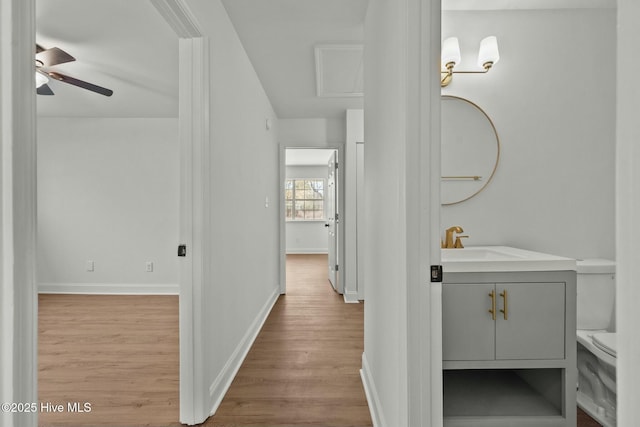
[[442, 271, 577, 427], [495, 282, 565, 360], [443, 283, 495, 361], [443, 282, 566, 361]]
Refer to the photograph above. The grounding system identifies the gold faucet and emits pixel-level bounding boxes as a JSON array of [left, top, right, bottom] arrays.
[[442, 226, 468, 249]]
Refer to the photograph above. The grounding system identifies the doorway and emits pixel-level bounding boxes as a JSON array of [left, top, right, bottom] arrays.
[[282, 148, 342, 294], [34, 1, 186, 423], [35, 118, 181, 426]]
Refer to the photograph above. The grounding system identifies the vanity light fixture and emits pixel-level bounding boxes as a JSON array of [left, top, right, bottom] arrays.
[[441, 36, 500, 87]]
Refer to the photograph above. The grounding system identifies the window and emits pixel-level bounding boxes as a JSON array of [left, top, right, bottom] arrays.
[[285, 179, 325, 220]]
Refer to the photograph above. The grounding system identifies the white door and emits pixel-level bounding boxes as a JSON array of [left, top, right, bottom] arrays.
[[327, 151, 340, 292]]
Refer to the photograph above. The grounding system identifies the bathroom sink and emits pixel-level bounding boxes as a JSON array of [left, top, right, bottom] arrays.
[[441, 246, 577, 272], [442, 246, 527, 260]]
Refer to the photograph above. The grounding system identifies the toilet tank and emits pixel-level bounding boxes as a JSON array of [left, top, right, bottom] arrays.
[[576, 259, 616, 330]]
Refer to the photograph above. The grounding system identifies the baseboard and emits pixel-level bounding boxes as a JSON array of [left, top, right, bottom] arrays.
[[38, 282, 179, 295], [343, 290, 360, 303], [285, 248, 328, 254], [361, 352, 386, 427], [208, 286, 280, 416]]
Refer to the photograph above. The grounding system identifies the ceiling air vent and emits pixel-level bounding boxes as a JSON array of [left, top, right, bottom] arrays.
[[314, 44, 363, 98]]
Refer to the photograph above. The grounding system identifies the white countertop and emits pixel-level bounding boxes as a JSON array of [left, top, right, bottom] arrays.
[[441, 246, 577, 273]]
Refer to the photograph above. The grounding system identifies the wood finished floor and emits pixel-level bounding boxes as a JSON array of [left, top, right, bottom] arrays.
[[204, 254, 371, 427], [577, 408, 604, 427], [38, 294, 180, 427], [38, 254, 603, 426]]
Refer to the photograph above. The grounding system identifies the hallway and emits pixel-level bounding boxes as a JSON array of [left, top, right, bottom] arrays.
[[206, 254, 372, 426]]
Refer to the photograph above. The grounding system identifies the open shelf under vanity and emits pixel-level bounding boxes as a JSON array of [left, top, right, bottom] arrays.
[[443, 369, 568, 427]]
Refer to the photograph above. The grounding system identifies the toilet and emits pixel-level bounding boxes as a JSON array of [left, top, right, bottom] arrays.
[[576, 259, 616, 427]]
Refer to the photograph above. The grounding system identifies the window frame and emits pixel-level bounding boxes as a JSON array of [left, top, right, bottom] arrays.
[[285, 178, 326, 221]]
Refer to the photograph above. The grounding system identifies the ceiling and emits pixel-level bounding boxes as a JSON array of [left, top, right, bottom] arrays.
[[36, 0, 179, 118], [35, 0, 367, 120], [286, 149, 335, 166], [220, 0, 367, 119], [35, 0, 614, 119]]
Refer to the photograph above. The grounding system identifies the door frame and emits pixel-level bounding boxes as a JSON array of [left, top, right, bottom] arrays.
[[0, 0, 38, 426], [177, 36, 209, 425], [1, 2, 208, 426], [279, 145, 346, 295], [148, 0, 210, 423], [407, 0, 442, 424]]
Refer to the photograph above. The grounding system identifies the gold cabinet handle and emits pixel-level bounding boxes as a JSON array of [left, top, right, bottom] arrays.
[[488, 290, 496, 320], [500, 290, 508, 320]]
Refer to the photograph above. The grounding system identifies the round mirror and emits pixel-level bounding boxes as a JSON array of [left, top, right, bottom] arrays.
[[441, 95, 500, 205]]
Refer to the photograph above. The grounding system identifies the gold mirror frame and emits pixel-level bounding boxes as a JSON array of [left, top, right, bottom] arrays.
[[441, 95, 500, 206]]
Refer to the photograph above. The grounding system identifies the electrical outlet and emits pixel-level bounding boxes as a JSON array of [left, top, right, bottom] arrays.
[[86, 260, 94, 272], [145, 261, 154, 272]]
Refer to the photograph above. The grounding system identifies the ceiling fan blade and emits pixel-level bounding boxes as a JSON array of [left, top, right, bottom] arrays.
[[36, 44, 46, 54], [36, 84, 54, 96], [48, 72, 113, 97], [35, 47, 76, 67]]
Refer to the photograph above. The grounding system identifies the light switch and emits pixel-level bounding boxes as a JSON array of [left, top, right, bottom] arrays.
[[146, 261, 154, 272]]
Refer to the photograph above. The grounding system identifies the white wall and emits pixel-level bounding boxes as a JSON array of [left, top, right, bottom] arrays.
[[616, 1, 640, 424], [279, 118, 345, 146], [362, 2, 408, 425], [188, 0, 281, 418], [362, 1, 440, 425], [37, 118, 179, 293], [441, 8, 616, 260], [285, 165, 329, 254]]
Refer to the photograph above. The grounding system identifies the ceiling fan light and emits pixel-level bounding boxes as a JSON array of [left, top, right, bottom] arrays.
[[35, 71, 49, 88]]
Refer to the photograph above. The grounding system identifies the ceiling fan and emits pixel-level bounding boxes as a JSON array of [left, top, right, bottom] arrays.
[[35, 44, 113, 97]]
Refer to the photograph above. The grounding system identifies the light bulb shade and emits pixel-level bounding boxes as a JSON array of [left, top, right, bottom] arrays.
[[478, 36, 500, 68], [442, 37, 461, 67], [35, 71, 49, 88]]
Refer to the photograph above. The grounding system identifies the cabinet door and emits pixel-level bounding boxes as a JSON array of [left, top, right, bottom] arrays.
[[495, 282, 565, 360], [443, 283, 496, 361]]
